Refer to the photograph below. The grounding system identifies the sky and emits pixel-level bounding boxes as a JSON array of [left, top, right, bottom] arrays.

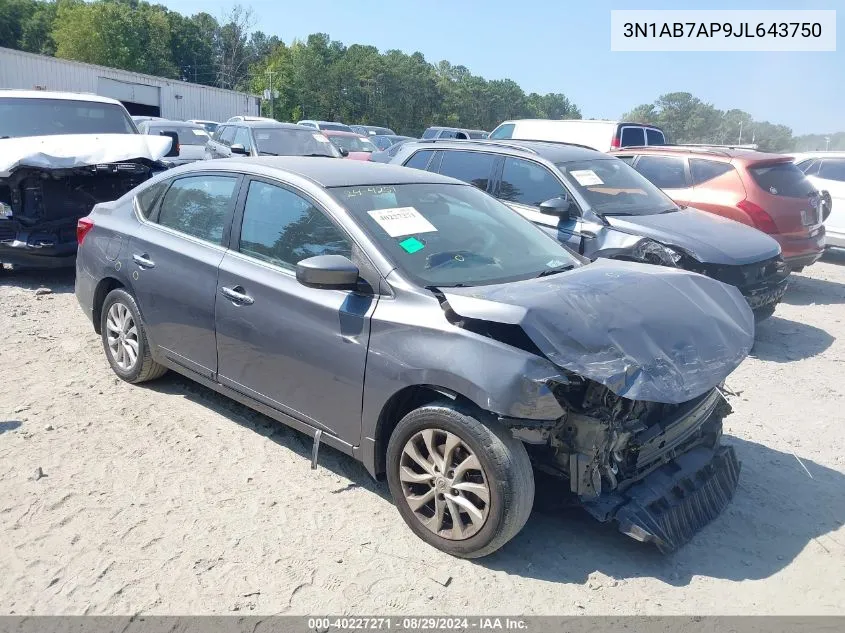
[[159, 0, 843, 135]]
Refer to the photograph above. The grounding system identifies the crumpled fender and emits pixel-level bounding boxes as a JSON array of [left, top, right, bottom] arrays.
[[0, 134, 171, 176], [442, 259, 755, 404]]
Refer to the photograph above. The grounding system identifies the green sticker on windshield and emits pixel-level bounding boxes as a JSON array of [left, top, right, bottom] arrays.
[[399, 236, 425, 254]]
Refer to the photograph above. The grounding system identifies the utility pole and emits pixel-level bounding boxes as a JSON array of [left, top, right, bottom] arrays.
[[738, 120, 743, 145], [266, 69, 274, 120]]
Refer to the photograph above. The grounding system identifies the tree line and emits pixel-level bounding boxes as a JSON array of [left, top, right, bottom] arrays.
[[0, 1, 839, 145]]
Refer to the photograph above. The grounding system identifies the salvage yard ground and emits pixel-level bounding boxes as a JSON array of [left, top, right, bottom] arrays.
[[1, 253, 844, 615]]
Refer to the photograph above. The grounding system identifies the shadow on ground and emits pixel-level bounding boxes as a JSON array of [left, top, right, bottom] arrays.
[[781, 265, 845, 306], [0, 267, 75, 294], [145, 373, 844, 587], [750, 316, 834, 362], [821, 248, 845, 266], [0, 421, 23, 435]]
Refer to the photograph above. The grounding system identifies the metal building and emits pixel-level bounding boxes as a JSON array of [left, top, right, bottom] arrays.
[[0, 47, 261, 121]]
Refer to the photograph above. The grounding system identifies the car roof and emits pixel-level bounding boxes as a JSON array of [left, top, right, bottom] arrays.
[[0, 89, 124, 106], [612, 145, 792, 164], [144, 120, 204, 128], [403, 138, 609, 163], [226, 121, 314, 131], [182, 156, 465, 187]]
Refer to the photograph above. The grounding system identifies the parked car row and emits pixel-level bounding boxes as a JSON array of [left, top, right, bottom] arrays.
[[0, 88, 832, 561]]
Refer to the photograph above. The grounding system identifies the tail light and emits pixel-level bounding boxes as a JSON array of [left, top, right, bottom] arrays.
[[737, 199, 778, 234], [610, 136, 621, 149], [76, 217, 94, 245]]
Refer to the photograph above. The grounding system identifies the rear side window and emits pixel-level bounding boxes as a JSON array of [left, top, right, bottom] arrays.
[[421, 128, 439, 139], [136, 180, 168, 219], [499, 158, 565, 206], [646, 128, 665, 145], [634, 156, 688, 189], [239, 180, 351, 269], [798, 160, 820, 176], [437, 150, 496, 191], [489, 124, 515, 139], [619, 126, 646, 147], [819, 159, 845, 182], [404, 150, 435, 170], [690, 159, 734, 185], [749, 162, 813, 198], [156, 175, 238, 244], [439, 130, 457, 139]]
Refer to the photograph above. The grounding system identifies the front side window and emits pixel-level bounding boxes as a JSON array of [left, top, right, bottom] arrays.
[[489, 123, 515, 139], [331, 183, 581, 288], [421, 128, 439, 139], [218, 126, 235, 146], [690, 159, 734, 185], [232, 127, 253, 150], [633, 155, 688, 189], [436, 150, 496, 191], [819, 159, 845, 182], [499, 158, 565, 206], [239, 181, 351, 269], [0, 97, 135, 138], [156, 176, 238, 244], [557, 158, 676, 216]]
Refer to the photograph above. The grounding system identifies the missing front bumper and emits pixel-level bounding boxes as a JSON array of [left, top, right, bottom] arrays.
[[582, 444, 740, 553]]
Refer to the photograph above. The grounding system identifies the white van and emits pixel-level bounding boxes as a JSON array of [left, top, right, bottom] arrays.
[[489, 119, 666, 152]]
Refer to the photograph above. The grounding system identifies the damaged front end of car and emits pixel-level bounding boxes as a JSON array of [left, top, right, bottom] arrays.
[[439, 258, 754, 552]]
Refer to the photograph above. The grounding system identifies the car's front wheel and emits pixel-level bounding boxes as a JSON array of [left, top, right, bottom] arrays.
[[100, 288, 167, 383], [386, 403, 535, 558]]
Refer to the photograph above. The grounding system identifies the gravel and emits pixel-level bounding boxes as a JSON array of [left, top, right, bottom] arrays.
[[1, 253, 844, 615]]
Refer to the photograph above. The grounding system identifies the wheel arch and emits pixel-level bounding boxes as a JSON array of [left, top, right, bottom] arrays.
[[92, 277, 126, 334], [369, 384, 488, 479]]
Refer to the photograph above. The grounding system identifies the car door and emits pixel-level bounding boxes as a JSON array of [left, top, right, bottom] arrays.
[[688, 158, 747, 222], [214, 177, 376, 443], [632, 154, 693, 206], [813, 158, 845, 238], [213, 126, 236, 159], [492, 156, 585, 252], [432, 149, 498, 194], [129, 172, 242, 378]]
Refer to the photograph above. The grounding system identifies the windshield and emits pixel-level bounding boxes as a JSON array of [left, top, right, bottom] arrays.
[[556, 158, 676, 216], [147, 125, 209, 145], [0, 97, 136, 138], [331, 183, 581, 287], [330, 135, 378, 153], [253, 128, 339, 157]]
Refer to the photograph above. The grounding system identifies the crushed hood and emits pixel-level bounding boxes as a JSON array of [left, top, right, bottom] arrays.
[[606, 207, 782, 265], [442, 259, 754, 404], [0, 134, 172, 176]]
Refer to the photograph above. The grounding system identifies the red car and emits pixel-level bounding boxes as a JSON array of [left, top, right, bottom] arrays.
[[614, 146, 826, 271], [322, 130, 379, 161]]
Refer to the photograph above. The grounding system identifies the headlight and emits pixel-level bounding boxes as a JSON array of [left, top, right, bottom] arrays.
[[631, 239, 682, 267]]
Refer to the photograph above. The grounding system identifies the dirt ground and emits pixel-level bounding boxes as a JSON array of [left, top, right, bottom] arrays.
[[1, 252, 844, 616]]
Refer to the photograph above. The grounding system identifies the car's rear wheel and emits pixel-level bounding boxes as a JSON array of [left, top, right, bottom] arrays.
[[386, 403, 534, 558], [753, 305, 777, 322], [100, 288, 167, 383]]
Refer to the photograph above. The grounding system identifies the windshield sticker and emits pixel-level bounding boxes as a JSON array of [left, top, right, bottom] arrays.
[[313, 133, 331, 143], [192, 129, 209, 137], [546, 259, 567, 267], [399, 236, 425, 254], [346, 186, 396, 198], [569, 169, 604, 186], [368, 207, 438, 237]]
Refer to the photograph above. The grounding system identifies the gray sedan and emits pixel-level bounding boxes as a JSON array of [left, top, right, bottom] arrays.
[[75, 158, 753, 557]]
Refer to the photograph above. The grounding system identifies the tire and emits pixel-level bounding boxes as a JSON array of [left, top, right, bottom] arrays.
[[100, 288, 167, 384], [386, 402, 534, 558]]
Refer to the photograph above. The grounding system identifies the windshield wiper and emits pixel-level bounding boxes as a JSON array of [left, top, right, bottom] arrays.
[[535, 264, 575, 278], [300, 153, 335, 158], [0, 136, 10, 139]]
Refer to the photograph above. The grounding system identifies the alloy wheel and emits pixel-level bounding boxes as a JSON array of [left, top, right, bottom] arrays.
[[106, 302, 139, 371]]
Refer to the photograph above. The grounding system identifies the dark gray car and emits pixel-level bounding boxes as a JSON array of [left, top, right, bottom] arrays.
[[75, 158, 753, 557], [390, 139, 790, 320]]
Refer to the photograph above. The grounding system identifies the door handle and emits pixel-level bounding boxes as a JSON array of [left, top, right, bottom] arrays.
[[132, 253, 155, 269], [220, 285, 254, 305]]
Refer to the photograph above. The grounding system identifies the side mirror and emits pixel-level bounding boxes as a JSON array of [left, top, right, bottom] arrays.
[[296, 255, 359, 290], [160, 131, 180, 157], [230, 143, 249, 155], [539, 195, 576, 219], [338, 147, 350, 157]]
